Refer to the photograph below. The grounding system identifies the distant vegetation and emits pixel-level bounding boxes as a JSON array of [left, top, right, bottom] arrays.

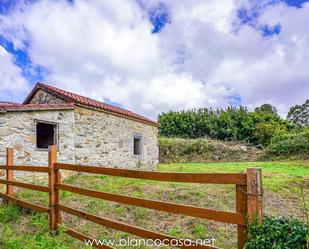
[[158, 100, 309, 158], [159, 137, 263, 163]]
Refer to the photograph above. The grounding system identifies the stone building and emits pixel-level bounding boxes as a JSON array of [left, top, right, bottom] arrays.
[[0, 83, 158, 170]]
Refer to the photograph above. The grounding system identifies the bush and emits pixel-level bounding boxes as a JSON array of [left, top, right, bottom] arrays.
[[245, 216, 308, 249], [267, 129, 309, 155], [158, 105, 291, 146], [159, 137, 209, 157], [253, 122, 283, 146], [158, 136, 263, 163]]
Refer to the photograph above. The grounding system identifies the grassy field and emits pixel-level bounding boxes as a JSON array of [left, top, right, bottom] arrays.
[[0, 161, 308, 248]]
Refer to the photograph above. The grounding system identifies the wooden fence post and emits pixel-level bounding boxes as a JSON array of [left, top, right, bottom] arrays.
[[6, 148, 14, 205], [55, 166, 61, 230], [236, 185, 247, 249], [247, 168, 263, 224], [48, 145, 57, 231]]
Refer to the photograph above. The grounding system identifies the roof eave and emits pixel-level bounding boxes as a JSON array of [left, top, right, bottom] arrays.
[[23, 83, 40, 104], [3, 106, 75, 112], [76, 103, 159, 127], [23, 82, 73, 104], [24, 82, 158, 127]]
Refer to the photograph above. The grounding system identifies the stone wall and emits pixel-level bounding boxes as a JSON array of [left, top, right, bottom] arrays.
[[29, 89, 66, 104], [74, 107, 158, 170], [0, 109, 75, 174], [0, 106, 158, 176], [0, 88, 158, 176]]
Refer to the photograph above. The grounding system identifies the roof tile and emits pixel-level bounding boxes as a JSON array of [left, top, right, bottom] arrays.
[[0, 103, 75, 110], [23, 83, 158, 126], [0, 101, 20, 106]]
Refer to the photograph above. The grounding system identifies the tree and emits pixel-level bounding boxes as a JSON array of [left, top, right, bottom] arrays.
[[158, 104, 290, 146], [255, 104, 278, 116], [287, 99, 309, 127], [254, 122, 285, 146]]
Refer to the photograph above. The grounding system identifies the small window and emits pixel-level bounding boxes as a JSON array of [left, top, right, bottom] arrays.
[[36, 122, 57, 149], [134, 136, 142, 155]]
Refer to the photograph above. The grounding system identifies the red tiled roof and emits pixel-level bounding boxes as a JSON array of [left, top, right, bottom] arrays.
[[0, 101, 20, 106], [0, 102, 75, 110], [23, 83, 158, 126]]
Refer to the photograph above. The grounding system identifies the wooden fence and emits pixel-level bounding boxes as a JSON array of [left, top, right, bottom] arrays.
[[0, 146, 263, 249]]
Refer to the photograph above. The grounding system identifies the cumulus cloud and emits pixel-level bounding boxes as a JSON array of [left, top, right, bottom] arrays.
[[0, 0, 308, 118], [157, 0, 309, 116], [0, 45, 29, 101]]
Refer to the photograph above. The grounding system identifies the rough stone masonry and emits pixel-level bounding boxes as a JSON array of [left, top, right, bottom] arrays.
[[0, 83, 158, 179]]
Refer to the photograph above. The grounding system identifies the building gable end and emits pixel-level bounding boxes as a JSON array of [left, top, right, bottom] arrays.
[[28, 89, 68, 105]]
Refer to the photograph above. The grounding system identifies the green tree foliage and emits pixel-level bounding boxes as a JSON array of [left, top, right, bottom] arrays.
[[287, 99, 309, 127], [267, 128, 309, 155], [254, 122, 282, 146], [255, 103, 278, 116], [158, 104, 291, 146]]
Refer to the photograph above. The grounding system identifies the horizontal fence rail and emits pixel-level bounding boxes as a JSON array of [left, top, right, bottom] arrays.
[[0, 146, 263, 249], [0, 148, 51, 213], [65, 228, 113, 249], [57, 183, 246, 225], [0, 179, 50, 193], [0, 192, 50, 213], [55, 163, 247, 185], [0, 165, 50, 173], [56, 204, 218, 249]]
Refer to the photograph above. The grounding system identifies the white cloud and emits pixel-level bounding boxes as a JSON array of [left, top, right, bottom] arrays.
[[0, 0, 308, 118], [157, 0, 309, 116], [0, 45, 29, 101]]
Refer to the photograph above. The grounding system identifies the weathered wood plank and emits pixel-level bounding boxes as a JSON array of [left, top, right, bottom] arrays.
[[55, 169, 61, 230], [236, 185, 247, 249], [247, 168, 263, 224], [55, 163, 247, 185], [57, 204, 218, 249], [6, 148, 14, 204], [0, 179, 50, 193], [65, 228, 114, 249], [58, 183, 246, 225], [0, 192, 50, 213], [0, 165, 49, 173], [49, 145, 57, 230]]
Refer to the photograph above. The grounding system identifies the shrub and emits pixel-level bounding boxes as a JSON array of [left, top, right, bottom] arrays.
[[158, 137, 209, 157], [253, 122, 283, 146], [158, 105, 291, 146], [245, 216, 308, 249], [267, 129, 309, 155]]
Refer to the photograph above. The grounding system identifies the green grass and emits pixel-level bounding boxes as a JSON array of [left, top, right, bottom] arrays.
[[0, 161, 308, 248], [160, 161, 309, 193], [159, 161, 309, 176], [0, 205, 85, 249]]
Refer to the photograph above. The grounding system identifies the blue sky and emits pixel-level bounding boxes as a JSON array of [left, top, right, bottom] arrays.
[[0, 0, 309, 118]]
